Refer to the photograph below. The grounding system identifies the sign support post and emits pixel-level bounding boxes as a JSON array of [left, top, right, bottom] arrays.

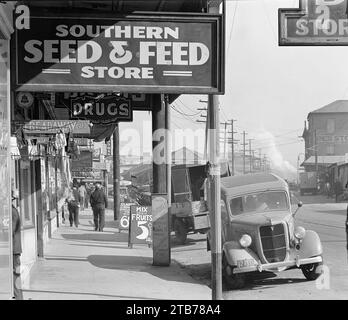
[[113, 123, 120, 221], [208, 0, 223, 302], [152, 94, 170, 266]]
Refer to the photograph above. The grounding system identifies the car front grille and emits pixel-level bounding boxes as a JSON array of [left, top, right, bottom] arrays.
[[259, 223, 287, 263]]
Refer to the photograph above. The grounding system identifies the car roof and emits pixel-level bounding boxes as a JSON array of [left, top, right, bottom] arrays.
[[221, 173, 288, 197]]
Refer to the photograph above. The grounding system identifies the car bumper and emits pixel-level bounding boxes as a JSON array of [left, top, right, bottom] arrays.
[[233, 256, 323, 274]]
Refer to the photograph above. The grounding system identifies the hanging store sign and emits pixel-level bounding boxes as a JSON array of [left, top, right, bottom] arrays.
[[13, 13, 224, 94], [57, 92, 151, 111], [279, 0, 348, 45], [22, 120, 90, 135], [71, 95, 132, 124], [71, 150, 93, 169], [16, 92, 34, 108], [73, 137, 90, 146]]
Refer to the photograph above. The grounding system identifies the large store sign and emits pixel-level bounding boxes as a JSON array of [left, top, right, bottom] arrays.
[[279, 0, 348, 45], [13, 13, 224, 94]]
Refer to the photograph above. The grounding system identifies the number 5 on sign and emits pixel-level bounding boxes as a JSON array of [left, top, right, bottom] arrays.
[[136, 221, 149, 240]]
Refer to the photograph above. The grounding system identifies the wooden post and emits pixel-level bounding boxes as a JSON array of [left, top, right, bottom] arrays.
[[208, 94, 222, 300], [208, 0, 223, 300], [165, 95, 172, 262], [230, 119, 236, 176], [45, 150, 51, 239], [113, 123, 120, 221], [152, 94, 170, 266], [242, 131, 247, 175], [36, 158, 44, 258], [55, 156, 59, 228], [152, 95, 167, 194]]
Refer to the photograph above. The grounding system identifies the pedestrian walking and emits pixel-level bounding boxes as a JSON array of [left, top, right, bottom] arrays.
[[78, 183, 87, 211], [66, 186, 80, 227], [90, 182, 108, 232], [325, 181, 331, 199], [85, 183, 92, 209], [334, 180, 343, 203], [12, 189, 23, 300]]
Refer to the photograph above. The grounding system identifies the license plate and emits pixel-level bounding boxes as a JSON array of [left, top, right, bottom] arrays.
[[237, 258, 256, 268]]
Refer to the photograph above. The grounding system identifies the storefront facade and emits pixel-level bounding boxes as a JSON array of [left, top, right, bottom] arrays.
[[0, 2, 15, 300]]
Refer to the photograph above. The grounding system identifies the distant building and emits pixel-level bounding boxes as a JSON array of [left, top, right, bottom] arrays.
[[172, 147, 204, 165], [302, 100, 348, 172]]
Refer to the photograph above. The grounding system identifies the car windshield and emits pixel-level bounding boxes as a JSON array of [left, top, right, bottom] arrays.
[[229, 191, 289, 215]]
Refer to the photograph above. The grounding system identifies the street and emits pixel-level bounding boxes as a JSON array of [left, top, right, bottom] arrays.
[[171, 194, 348, 300]]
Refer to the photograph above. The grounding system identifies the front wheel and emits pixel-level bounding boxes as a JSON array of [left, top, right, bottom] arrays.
[[222, 255, 246, 290], [301, 260, 323, 280]]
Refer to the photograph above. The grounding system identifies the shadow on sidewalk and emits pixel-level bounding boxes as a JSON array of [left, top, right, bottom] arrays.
[[22, 288, 157, 300], [61, 232, 128, 243], [87, 254, 203, 285]]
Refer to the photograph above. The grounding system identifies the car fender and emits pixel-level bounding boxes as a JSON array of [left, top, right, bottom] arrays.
[[223, 241, 259, 267], [298, 230, 323, 259]]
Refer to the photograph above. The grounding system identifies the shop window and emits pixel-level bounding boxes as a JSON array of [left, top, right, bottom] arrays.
[[327, 144, 334, 155], [327, 119, 335, 134]]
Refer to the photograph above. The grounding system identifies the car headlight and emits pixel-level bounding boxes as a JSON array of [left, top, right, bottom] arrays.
[[239, 234, 252, 248], [294, 226, 306, 239]]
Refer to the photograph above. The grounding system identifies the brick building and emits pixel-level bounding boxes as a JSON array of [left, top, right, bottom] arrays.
[[301, 100, 348, 173]]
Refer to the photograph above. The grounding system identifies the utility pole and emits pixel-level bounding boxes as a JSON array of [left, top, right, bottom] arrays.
[[207, 0, 222, 303], [208, 94, 222, 300], [258, 148, 262, 172], [220, 122, 228, 159], [251, 150, 256, 173], [248, 138, 254, 173], [229, 119, 237, 176], [241, 131, 248, 174], [314, 129, 318, 181], [197, 106, 208, 160], [113, 123, 120, 221]]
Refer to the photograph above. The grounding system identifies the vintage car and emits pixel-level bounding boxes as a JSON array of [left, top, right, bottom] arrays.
[[208, 173, 323, 289]]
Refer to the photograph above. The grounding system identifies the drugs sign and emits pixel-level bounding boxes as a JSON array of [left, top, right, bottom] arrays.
[[71, 95, 132, 124], [279, 0, 348, 45], [13, 12, 224, 94]]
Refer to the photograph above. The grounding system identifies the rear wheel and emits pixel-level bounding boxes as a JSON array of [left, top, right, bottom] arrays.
[[301, 260, 323, 280], [174, 219, 188, 245], [222, 254, 246, 290]]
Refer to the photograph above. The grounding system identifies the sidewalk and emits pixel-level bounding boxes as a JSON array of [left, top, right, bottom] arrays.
[[22, 208, 211, 300]]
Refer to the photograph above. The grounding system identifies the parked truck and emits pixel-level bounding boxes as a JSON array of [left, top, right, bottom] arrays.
[[299, 171, 318, 196], [171, 161, 231, 244], [171, 164, 210, 244]]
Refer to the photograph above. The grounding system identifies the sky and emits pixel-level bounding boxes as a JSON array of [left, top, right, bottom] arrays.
[[118, 0, 348, 180]]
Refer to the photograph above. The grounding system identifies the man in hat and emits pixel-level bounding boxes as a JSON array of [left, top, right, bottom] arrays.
[[90, 182, 108, 232], [12, 189, 23, 300]]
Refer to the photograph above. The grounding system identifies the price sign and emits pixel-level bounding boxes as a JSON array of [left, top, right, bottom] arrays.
[[118, 202, 134, 231], [128, 205, 152, 246]]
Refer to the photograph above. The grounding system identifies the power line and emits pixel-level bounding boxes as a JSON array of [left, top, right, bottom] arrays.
[[171, 103, 201, 117]]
